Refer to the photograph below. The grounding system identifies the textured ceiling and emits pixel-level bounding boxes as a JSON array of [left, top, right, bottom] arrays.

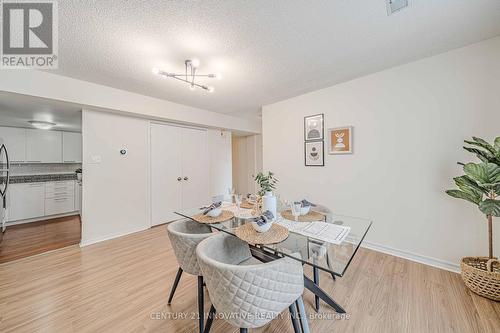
[[0, 92, 82, 132], [51, 0, 500, 117]]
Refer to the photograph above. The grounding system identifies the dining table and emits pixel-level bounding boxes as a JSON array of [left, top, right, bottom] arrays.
[[175, 200, 372, 314]]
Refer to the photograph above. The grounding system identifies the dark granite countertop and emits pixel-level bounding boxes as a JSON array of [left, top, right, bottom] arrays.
[[6, 173, 77, 184]]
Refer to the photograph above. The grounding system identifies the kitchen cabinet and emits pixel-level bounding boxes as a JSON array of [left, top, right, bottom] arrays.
[[45, 181, 75, 216], [62, 132, 82, 163], [0, 127, 26, 163], [45, 197, 75, 216], [74, 181, 82, 213], [26, 129, 62, 163], [151, 123, 209, 226], [7, 180, 80, 223], [9, 183, 45, 221]]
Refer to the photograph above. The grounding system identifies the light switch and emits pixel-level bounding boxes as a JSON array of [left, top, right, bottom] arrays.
[[90, 155, 102, 163]]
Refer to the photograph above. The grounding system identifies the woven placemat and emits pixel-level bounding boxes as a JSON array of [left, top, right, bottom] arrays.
[[281, 209, 325, 222], [192, 210, 235, 224], [235, 223, 289, 245], [240, 201, 255, 209]]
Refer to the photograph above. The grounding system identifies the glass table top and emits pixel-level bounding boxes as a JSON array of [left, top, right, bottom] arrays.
[[175, 203, 372, 277]]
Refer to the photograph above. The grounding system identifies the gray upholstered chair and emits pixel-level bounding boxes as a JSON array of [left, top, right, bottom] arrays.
[[166, 219, 213, 333], [196, 233, 310, 333]]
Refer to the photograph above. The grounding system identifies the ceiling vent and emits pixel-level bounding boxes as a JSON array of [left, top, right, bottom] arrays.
[[386, 0, 409, 15]]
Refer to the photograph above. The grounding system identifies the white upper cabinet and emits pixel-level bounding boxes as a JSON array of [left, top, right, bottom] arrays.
[[26, 129, 62, 163], [0, 126, 26, 163], [62, 132, 82, 163]]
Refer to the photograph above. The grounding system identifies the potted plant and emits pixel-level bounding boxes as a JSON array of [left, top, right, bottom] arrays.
[[446, 136, 500, 301], [75, 168, 82, 182], [255, 172, 278, 220]]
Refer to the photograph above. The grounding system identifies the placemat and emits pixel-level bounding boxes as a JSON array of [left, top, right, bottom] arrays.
[[235, 223, 289, 245], [281, 210, 326, 222], [192, 210, 235, 224], [240, 201, 255, 209]]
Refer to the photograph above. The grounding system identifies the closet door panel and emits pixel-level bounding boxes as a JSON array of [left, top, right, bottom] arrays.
[[181, 128, 209, 209], [151, 124, 182, 225]]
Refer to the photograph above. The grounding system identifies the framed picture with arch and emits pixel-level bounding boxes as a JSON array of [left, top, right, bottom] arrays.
[[304, 140, 324, 166], [304, 114, 324, 141]]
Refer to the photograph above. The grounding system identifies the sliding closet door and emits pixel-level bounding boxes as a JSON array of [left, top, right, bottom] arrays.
[[180, 127, 209, 209], [151, 124, 182, 225]]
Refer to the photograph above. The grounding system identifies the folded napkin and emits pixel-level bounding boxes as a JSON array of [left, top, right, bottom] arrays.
[[299, 199, 316, 207], [252, 210, 274, 226], [201, 201, 222, 215]]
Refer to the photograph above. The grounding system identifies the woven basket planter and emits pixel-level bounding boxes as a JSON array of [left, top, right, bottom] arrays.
[[461, 257, 500, 301]]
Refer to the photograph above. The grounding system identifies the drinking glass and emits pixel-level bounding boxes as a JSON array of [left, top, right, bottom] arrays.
[[235, 194, 242, 214], [227, 187, 236, 203], [291, 202, 302, 222]]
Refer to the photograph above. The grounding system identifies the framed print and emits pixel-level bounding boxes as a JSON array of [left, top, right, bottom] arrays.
[[328, 126, 353, 154], [305, 141, 324, 166], [304, 114, 324, 141]]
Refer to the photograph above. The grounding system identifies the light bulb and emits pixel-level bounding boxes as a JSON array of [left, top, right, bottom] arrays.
[[191, 58, 200, 68], [28, 120, 56, 130], [189, 84, 196, 91], [152, 67, 161, 75], [215, 73, 222, 80], [207, 86, 215, 93]]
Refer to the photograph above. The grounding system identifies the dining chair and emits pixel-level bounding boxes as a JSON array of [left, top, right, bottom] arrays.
[[166, 219, 213, 333], [196, 233, 310, 333]]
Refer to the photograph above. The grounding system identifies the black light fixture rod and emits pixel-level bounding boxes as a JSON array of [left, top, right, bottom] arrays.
[[167, 75, 209, 90]]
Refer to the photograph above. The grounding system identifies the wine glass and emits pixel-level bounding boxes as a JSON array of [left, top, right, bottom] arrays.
[[291, 202, 302, 222]]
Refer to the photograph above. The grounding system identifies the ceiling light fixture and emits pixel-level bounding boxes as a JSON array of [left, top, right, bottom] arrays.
[[28, 120, 56, 130], [152, 59, 220, 92]]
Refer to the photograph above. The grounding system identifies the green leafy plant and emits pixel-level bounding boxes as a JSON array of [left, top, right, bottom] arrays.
[[255, 172, 278, 196], [446, 137, 500, 259]]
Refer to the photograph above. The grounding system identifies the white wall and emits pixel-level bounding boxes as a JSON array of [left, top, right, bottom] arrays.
[[81, 112, 234, 245], [0, 70, 261, 134], [207, 129, 232, 197], [81, 110, 150, 246], [262, 37, 500, 271]]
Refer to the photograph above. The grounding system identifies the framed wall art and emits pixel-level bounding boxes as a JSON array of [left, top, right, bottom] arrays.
[[304, 114, 324, 141], [328, 126, 353, 154], [304, 141, 324, 166]]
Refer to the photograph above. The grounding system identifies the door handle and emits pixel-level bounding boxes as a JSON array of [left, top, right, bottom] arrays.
[[177, 177, 182, 181], [183, 177, 188, 181]]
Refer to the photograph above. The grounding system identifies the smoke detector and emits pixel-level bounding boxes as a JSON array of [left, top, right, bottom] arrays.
[[386, 0, 409, 15]]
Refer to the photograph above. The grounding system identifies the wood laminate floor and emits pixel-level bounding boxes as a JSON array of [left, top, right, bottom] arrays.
[[0, 215, 81, 264], [0, 225, 498, 333]]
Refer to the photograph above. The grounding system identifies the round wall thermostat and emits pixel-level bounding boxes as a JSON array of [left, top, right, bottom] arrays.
[[120, 149, 127, 155]]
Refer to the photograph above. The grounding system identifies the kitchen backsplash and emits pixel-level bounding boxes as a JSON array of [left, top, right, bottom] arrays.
[[9, 163, 82, 176]]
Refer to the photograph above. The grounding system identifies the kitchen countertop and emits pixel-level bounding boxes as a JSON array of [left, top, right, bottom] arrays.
[[7, 173, 78, 184]]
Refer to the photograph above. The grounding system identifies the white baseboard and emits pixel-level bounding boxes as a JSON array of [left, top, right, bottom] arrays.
[[79, 225, 149, 247], [361, 241, 460, 273]]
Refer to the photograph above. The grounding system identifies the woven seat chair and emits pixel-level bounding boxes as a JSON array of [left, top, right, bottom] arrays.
[[166, 219, 213, 333], [196, 233, 310, 333]]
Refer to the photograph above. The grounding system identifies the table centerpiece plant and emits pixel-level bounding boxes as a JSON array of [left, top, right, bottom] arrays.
[[255, 172, 279, 220], [445, 136, 500, 300]]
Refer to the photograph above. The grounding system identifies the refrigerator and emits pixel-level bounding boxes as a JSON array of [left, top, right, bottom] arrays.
[[0, 138, 9, 243]]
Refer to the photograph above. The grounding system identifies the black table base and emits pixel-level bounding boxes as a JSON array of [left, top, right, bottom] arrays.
[[249, 246, 346, 314]]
